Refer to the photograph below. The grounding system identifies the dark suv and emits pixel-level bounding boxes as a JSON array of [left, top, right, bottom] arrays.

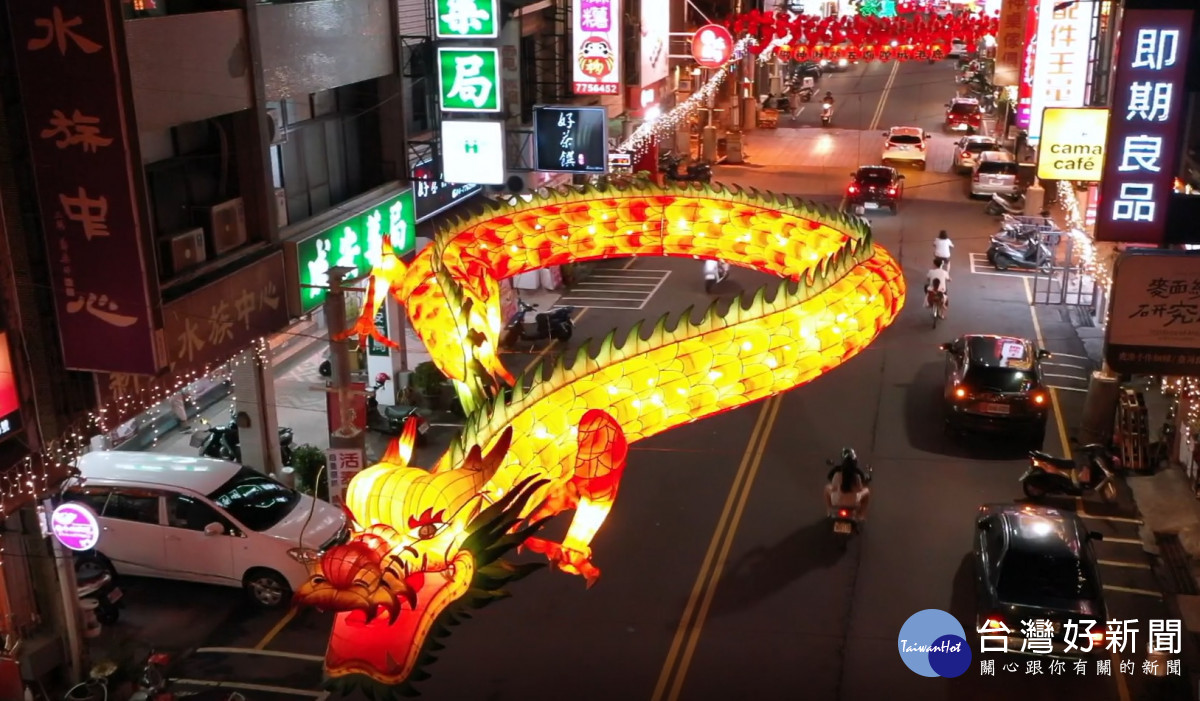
[[845, 165, 904, 214], [974, 503, 1107, 657], [941, 335, 1051, 442]]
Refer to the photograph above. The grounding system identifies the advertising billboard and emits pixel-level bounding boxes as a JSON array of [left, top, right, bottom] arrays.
[[6, 0, 161, 374], [533, 106, 608, 174], [1015, 0, 1039, 129], [1107, 250, 1200, 375], [692, 25, 735, 69], [572, 0, 622, 95], [434, 0, 498, 39], [994, 0, 1029, 86], [1036, 108, 1108, 182], [438, 47, 502, 113], [412, 158, 481, 223], [0, 332, 21, 442], [441, 120, 506, 185], [1094, 9, 1194, 245], [640, 0, 669, 88], [1027, 0, 1096, 142]]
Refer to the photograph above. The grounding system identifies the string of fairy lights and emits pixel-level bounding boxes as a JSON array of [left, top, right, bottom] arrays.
[[1053, 180, 1111, 292], [0, 338, 272, 516]]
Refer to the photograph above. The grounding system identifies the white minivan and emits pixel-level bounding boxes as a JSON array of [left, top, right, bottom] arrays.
[[66, 451, 347, 607]]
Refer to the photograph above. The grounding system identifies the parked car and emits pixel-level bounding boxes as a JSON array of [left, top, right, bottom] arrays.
[[792, 60, 822, 81], [881, 126, 931, 170], [970, 150, 1021, 198], [845, 165, 905, 214], [974, 502, 1108, 656], [820, 57, 851, 72], [952, 135, 1001, 173], [948, 38, 970, 58], [945, 97, 983, 133], [65, 451, 348, 607], [941, 334, 1051, 443]]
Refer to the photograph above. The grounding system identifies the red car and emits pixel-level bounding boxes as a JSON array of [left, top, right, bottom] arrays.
[[945, 97, 982, 133]]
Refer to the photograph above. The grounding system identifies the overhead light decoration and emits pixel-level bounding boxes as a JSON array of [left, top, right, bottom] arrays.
[[299, 182, 906, 696]]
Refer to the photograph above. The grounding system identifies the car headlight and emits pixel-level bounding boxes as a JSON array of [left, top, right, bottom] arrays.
[[287, 547, 318, 565]]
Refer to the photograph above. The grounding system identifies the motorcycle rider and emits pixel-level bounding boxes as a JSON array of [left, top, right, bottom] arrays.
[[933, 230, 954, 270], [825, 448, 870, 519], [925, 259, 951, 307]]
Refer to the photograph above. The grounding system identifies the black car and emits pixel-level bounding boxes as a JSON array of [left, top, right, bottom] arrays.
[[974, 503, 1107, 657], [792, 60, 822, 81], [941, 334, 1051, 442], [845, 165, 905, 214]]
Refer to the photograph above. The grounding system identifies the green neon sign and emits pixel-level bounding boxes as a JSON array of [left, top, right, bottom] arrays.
[[435, 0, 498, 39], [295, 189, 417, 313], [437, 48, 501, 113]]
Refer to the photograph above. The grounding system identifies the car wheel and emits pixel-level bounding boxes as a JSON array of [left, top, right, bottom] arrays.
[[889, 202, 898, 214], [1022, 480, 1047, 499], [244, 568, 292, 608], [918, 161, 927, 171]]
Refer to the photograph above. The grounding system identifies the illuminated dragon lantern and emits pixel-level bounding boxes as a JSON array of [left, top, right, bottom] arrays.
[[293, 181, 906, 697]]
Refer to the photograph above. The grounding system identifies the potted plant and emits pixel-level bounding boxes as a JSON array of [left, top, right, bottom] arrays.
[[290, 444, 329, 501], [411, 361, 447, 409]]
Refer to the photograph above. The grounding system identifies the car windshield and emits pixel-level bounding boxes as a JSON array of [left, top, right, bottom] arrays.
[[950, 103, 978, 115], [857, 168, 892, 184], [979, 161, 1018, 175], [966, 141, 998, 153], [206, 466, 301, 532], [965, 366, 1035, 393], [997, 549, 1098, 606], [889, 135, 922, 145]]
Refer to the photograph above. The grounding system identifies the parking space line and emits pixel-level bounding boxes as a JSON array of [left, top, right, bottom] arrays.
[[1077, 512, 1143, 524], [1046, 352, 1090, 360], [970, 252, 1038, 277], [1098, 536, 1143, 545], [1043, 373, 1087, 381], [1043, 361, 1090, 370], [1097, 559, 1152, 570], [254, 609, 296, 650], [1048, 385, 1087, 392], [172, 679, 325, 697], [196, 647, 323, 662], [1102, 584, 1163, 598]]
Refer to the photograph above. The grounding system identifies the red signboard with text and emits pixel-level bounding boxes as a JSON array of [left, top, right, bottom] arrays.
[[6, 0, 161, 374], [1095, 10, 1194, 244], [0, 332, 22, 442], [1015, 0, 1039, 130]]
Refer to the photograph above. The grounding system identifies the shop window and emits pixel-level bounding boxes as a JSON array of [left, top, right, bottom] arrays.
[[167, 494, 236, 535], [64, 487, 111, 515], [103, 490, 161, 525], [402, 42, 434, 135], [519, 35, 537, 124]]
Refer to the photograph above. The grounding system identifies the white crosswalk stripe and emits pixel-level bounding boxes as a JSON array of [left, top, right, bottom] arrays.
[[557, 269, 671, 310]]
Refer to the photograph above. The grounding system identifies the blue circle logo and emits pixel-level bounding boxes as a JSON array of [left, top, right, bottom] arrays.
[[897, 609, 972, 678]]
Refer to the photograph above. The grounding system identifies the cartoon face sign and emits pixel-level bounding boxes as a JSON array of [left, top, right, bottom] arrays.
[[578, 37, 614, 80]]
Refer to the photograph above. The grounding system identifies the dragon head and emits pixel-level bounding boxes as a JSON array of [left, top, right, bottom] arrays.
[[293, 427, 550, 697]]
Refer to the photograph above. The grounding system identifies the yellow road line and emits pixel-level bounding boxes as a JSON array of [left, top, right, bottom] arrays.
[[1023, 277, 1071, 459], [253, 608, 297, 650], [867, 61, 901, 132], [651, 395, 779, 701], [666, 395, 784, 701], [1103, 584, 1163, 598]]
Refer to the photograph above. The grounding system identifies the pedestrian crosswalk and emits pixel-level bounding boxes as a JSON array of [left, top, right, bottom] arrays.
[[1040, 352, 1091, 394], [557, 268, 670, 310]]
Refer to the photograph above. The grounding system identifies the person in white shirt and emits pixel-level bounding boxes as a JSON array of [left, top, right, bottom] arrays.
[[933, 230, 954, 270], [925, 259, 951, 307]]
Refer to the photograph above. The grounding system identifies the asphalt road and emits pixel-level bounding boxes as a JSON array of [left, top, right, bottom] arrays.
[[102, 60, 1190, 701]]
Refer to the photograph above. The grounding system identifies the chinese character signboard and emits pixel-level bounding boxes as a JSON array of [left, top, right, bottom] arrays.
[[1036, 108, 1108, 181], [1016, 1, 1039, 129], [325, 448, 365, 506], [1106, 250, 1200, 375], [435, 0, 497, 39], [366, 305, 389, 357], [995, 0, 1027, 85], [0, 332, 22, 443], [640, 0, 669, 88], [438, 47, 501, 113], [442, 120, 506, 185], [293, 189, 418, 314], [572, 0, 621, 95], [692, 25, 734, 69], [533, 106, 608, 174], [1094, 10, 1193, 245], [412, 158, 481, 223], [7, 0, 161, 374], [1027, 0, 1096, 142]]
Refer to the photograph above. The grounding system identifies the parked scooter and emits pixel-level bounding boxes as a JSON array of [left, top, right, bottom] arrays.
[[75, 554, 121, 625], [703, 259, 729, 293], [1020, 444, 1118, 502], [502, 299, 575, 348], [985, 191, 1026, 216], [820, 101, 833, 127], [193, 409, 295, 465], [988, 235, 1053, 271], [660, 153, 712, 183], [365, 372, 429, 444]]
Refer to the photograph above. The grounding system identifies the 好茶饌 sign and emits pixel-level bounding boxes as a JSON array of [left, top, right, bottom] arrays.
[[533, 106, 608, 174]]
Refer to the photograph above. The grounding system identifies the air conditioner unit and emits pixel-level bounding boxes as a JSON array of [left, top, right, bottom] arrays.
[[274, 188, 288, 227], [162, 227, 207, 276], [266, 107, 286, 145], [207, 197, 247, 255]]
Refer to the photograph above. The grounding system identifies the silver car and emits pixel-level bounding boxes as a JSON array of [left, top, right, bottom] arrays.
[[953, 135, 1000, 173]]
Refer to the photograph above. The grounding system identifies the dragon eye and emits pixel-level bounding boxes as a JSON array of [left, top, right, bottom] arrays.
[[311, 576, 326, 585], [417, 523, 440, 539]]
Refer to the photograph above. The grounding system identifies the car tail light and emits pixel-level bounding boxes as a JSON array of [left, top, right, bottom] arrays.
[[838, 509, 849, 518], [981, 614, 1006, 631], [847, 185, 858, 194], [973, 171, 981, 182], [1090, 631, 1105, 646], [886, 187, 897, 196], [1032, 392, 1046, 405], [954, 386, 967, 399]]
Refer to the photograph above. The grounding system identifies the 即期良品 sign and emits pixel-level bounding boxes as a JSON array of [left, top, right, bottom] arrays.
[[294, 190, 417, 314], [1106, 250, 1200, 375]]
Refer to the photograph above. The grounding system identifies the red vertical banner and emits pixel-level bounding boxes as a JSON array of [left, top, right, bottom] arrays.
[[1015, 1, 1039, 130], [6, 0, 162, 374], [1084, 184, 1098, 228]]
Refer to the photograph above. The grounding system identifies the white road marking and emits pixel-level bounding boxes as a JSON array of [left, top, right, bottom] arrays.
[[969, 252, 1039, 277], [558, 269, 670, 310], [1077, 512, 1143, 524], [1102, 584, 1162, 598], [1048, 385, 1088, 393], [1042, 361, 1090, 370], [1097, 559, 1151, 570], [1043, 372, 1088, 381], [1098, 536, 1143, 545], [1044, 352, 1090, 360], [194, 647, 324, 662], [172, 679, 325, 697]]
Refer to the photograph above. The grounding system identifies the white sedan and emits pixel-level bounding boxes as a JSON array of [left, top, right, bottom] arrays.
[[881, 127, 932, 171]]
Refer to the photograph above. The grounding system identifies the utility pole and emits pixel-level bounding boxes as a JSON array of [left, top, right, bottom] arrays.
[[325, 267, 366, 455]]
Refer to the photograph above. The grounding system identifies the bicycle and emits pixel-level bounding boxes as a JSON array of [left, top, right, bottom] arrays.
[[927, 289, 947, 328], [63, 660, 119, 701]]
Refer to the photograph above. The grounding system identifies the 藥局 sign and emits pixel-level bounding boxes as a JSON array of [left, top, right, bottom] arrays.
[[294, 189, 417, 313], [572, 0, 621, 95], [441, 120, 506, 186], [438, 47, 501, 113], [1106, 250, 1200, 375], [51, 502, 100, 552], [1036, 108, 1108, 182], [1027, 0, 1096, 142], [1095, 9, 1193, 245], [435, 0, 497, 39]]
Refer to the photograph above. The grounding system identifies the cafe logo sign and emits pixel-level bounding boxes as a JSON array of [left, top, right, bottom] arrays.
[[1036, 108, 1108, 182]]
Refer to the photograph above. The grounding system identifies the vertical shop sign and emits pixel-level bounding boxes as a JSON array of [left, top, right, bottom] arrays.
[[1016, 0, 1039, 129], [499, 18, 523, 122], [6, 0, 161, 374], [572, 0, 622, 95], [325, 448, 366, 506], [995, 0, 1027, 85], [0, 332, 22, 442], [640, 0, 669, 88], [437, 47, 501, 113], [435, 0, 498, 39], [1094, 10, 1193, 245], [1027, 0, 1096, 142], [533, 106, 608, 174], [367, 305, 389, 357]]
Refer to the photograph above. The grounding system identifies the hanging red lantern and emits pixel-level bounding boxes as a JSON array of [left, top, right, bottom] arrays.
[[793, 45, 808, 61], [862, 46, 875, 62], [811, 44, 825, 60], [879, 47, 894, 62], [777, 45, 792, 61]]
